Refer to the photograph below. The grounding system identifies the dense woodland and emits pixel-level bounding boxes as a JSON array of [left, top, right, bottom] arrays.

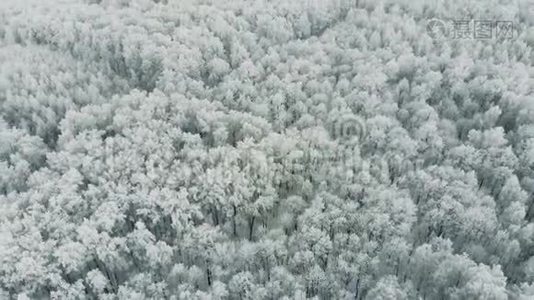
[[1, 0, 534, 299]]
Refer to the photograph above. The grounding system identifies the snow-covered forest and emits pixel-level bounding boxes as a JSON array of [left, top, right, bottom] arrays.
[[1, 0, 534, 299]]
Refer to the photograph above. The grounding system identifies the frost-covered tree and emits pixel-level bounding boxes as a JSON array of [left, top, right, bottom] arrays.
[[1, 0, 534, 299]]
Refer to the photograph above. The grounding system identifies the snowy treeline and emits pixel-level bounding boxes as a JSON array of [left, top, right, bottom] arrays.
[[1, 0, 534, 299]]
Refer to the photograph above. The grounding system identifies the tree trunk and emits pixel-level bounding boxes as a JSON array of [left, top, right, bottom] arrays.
[[354, 278, 360, 300], [206, 266, 212, 287], [211, 206, 219, 226], [232, 205, 238, 237], [248, 216, 255, 241]]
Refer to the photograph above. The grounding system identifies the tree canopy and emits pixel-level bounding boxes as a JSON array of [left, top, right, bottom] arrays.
[[1, 0, 534, 299]]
